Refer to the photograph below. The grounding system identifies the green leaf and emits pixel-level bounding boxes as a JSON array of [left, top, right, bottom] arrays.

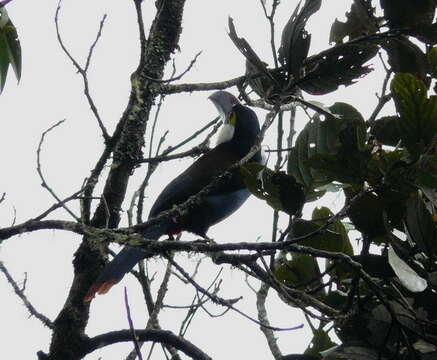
[[297, 43, 378, 95], [322, 290, 348, 310], [405, 192, 437, 258], [381, 38, 428, 83], [0, 31, 9, 93], [391, 73, 437, 158], [312, 207, 353, 255], [240, 164, 305, 216], [380, 0, 435, 30], [228, 17, 276, 87], [291, 207, 353, 255], [409, 22, 437, 44], [0, 9, 21, 94], [329, 1, 378, 45], [278, 0, 322, 78], [306, 102, 369, 184], [306, 153, 362, 184], [4, 21, 20, 80], [414, 154, 437, 190], [370, 116, 401, 146], [289, 102, 369, 198], [275, 255, 322, 290], [304, 328, 337, 356], [288, 109, 341, 200], [345, 190, 388, 239]]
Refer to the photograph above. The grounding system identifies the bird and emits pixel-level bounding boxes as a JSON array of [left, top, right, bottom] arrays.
[[84, 91, 261, 301]]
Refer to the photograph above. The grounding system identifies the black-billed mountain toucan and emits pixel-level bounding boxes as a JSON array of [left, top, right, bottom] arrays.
[[84, 91, 261, 301]]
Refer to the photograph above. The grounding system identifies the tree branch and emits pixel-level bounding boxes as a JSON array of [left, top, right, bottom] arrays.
[[0, 261, 53, 329], [84, 329, 212, 360], [257, 283, 282, 360]]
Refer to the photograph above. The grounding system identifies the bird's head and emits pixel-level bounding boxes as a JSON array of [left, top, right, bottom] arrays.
[[209, 91, 239, 124], [209, 91, 240, 145]]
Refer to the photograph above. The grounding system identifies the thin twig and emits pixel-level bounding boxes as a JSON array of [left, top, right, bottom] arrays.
[[148, 259, 173, 328], [133, 0, 147, 62], [36, 120, 80, 221], [0, 261, 53, 329], [139, 145, 209, 164], [31, 188, 86, 223], [124, 287, 144, 360], [270, 110, 284, 268], [260, 0, 280, 69], [135, 116, 219, 223], [162, 117, 220, 155], [179, 268, 223, 336], [55, 0, 109, 141], [143, 52, 202, 83], [84, 14, 108, 72], [168, 256, 302, 332]]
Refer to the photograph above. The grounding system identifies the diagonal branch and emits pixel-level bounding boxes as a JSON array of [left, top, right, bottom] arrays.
[[0, 261, 53, 329]]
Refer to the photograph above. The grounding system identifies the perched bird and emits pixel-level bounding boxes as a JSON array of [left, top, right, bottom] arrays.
[[84, 91, 261, 301]]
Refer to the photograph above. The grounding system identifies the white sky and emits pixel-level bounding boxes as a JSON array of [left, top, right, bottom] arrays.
[[0, 1, 390, 359]]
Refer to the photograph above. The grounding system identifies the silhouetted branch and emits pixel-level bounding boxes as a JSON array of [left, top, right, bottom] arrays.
[[139, 145, 209, 164], [124, 288, 144, 360], [55, 0, 109, 141], [85, 329, 212, 360], [36, 120, 80, 221], [368, 64, 392, 124], [0, 261, 53, 329], [143, 51, 202, 83]]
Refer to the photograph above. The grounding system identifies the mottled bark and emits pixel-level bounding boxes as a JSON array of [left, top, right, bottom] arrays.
[[46, 1, 186, 359]]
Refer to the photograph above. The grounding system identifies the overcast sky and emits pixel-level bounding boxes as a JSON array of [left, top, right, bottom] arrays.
[[0, 1, 391, 359]]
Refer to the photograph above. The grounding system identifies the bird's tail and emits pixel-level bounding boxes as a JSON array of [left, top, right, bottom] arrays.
[[84, 221, 169, 302], [83, 246, 150, 301]]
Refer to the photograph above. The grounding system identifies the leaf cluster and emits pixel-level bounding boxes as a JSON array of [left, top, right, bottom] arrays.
[[234, 2, 437, 357], [0, 8, 21, 94]]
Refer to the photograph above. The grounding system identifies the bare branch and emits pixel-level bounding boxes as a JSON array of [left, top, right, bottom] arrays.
[[124, 288, 144, 360], [84, 14, 108, 72], [139, 144, 209, 164], [179, 267, 223, 336], [148, 259, 173, 328], [257, 283, 282, 360], [133, 0, 147, 61], [36, 120, 80, 221], [168, 256, 301, 332], [162, 116, 220, 155], [143, 51, 202, 83], [160, 75, 246, 94], [32, 188, 86, 223], [259, 0, 280, 68], [55, 0, 109, 141], [85, 329, 212, 360], [0, 261, 53, 329], [368, 61, 393, 125]]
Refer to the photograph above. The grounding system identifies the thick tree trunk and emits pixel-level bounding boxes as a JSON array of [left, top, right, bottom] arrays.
[[45, 1, 186, 359]]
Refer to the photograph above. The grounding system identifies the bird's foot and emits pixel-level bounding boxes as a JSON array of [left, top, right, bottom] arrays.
[[193, 236, 215, 244]]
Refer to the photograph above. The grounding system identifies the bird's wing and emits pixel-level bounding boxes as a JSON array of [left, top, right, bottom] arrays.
[[149, 142, 243, 218]]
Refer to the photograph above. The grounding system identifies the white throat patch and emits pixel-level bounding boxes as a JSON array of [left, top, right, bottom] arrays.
[[216, 123, 235, 145]]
